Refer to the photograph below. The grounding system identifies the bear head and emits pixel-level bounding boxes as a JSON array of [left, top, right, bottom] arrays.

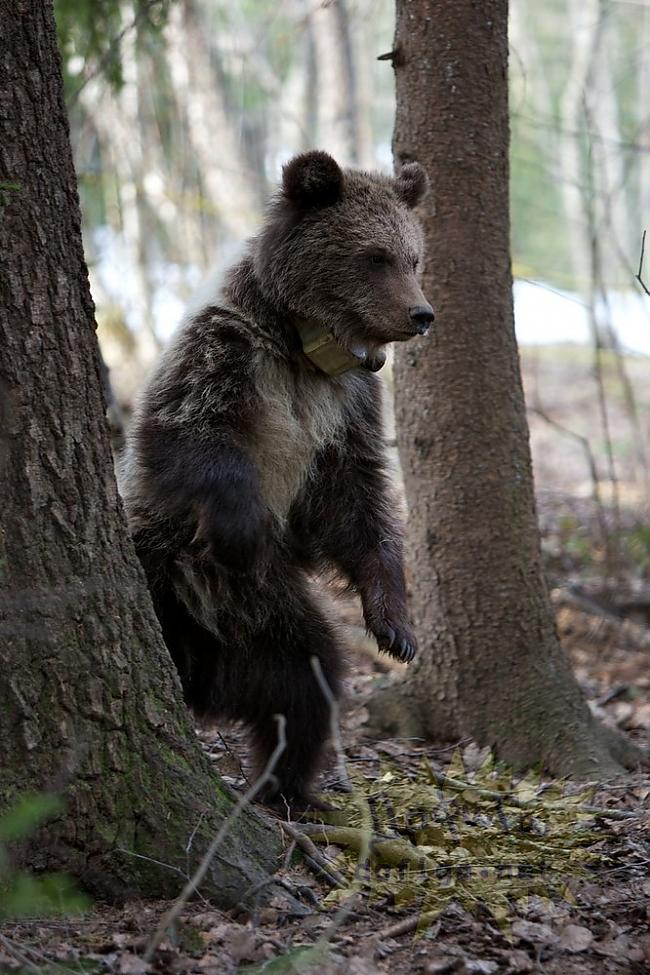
[[253, 150, 433, 371]]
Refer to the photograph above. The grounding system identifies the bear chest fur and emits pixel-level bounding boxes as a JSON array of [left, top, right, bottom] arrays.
[[250, 355, 355, 524]]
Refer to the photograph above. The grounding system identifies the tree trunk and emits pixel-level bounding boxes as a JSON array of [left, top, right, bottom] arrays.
[[78, 22, 161, 368], [165, 0, 261, 240], [0, 0, 282, 905], [559, 0, 603, 295], [311, 0, 370, 167], [331, 0, 375, 168], [302, 6, 319, 152], [640, 4, 650, 229], [368, 0, 643, 778]]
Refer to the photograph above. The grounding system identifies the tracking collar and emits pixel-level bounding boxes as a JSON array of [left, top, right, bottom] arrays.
[[293, 317, 386, 376]]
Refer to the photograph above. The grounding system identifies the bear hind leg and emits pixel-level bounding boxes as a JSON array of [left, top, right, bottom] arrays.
[[246, 597, 344, 811]]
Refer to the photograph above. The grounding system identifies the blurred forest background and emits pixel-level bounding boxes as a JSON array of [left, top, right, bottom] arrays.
[[56, 0, 650, 592]]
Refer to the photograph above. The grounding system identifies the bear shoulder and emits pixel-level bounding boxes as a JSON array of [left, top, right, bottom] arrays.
[[140, 304, 260, 430]]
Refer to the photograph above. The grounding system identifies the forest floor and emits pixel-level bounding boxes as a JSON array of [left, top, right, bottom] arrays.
[[2, 507, 650, 975], [3, 345, 650, 975]]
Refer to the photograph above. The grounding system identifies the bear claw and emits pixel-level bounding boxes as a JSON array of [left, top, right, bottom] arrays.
[[370, 618, 417, 664], [397, 639, 416, 663]]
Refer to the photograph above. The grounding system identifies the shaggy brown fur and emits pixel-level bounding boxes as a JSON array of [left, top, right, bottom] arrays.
[[120, 151, 432, 809]]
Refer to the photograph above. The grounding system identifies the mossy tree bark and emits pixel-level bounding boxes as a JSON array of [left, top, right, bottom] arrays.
[[369, 0, 643, 777], [0, 0, 282, 904]]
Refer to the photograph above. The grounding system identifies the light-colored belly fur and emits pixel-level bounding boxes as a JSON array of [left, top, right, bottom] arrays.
[[250, 354, 348, 525]]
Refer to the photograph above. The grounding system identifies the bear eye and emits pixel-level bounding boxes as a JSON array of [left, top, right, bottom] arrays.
[[368, 251, 391, 267]]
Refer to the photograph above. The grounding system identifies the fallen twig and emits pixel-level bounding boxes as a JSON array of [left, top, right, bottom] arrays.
[[0, 935, 39, 973], [551, 587, 650, 651], [377, 909, 440, 940]]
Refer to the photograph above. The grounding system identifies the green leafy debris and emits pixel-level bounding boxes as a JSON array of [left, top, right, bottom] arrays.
[[306, 751, 607, 933], [0, 794, 63, 843], [239, 944, 330, 974], [0, 794, 90, 920]]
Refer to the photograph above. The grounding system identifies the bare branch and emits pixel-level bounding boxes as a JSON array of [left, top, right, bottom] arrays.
[[636, 230, 650, 296], [308, 656, 373, 945], [527, 404, 611, 559], [311, 655, 351, 794], [143, 714, 287, 963]]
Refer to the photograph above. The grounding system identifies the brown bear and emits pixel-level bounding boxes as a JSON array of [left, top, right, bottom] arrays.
[[120, 150, 433, 810]]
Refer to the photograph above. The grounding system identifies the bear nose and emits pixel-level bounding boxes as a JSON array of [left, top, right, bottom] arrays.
[[409, 304, 435, 335]]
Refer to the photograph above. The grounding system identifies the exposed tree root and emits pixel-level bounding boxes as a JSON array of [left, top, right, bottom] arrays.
[[366, 679, 647, 781]]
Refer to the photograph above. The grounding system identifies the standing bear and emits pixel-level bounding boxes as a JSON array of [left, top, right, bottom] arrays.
[[120, 151, 433, 809]]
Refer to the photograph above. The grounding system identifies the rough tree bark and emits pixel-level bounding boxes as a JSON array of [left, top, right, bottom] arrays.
[[368, 0, 643, 777], [0, 0, 283, 904]]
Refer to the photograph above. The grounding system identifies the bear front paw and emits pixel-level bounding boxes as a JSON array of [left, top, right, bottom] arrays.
[[367, 616, 417, 664]]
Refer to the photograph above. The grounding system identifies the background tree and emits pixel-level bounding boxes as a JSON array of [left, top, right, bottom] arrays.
[[0, 0, 282, 904], [368, 0, 644, 777]]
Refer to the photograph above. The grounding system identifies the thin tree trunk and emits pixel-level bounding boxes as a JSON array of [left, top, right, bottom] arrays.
[[640, 4, 650, 228], [559, 0, 603, 295], [133, 32, 208, 279], [509, 0, 554, 126], [302, 5, 319, 151], [78, 47, 161, 366], [311, 0, 368, 166], [165, 0, 261, 240], [592, 24, 633, 273], [368, 0, 643, 778], [0, 0, 282, 904], [331, 0, 374, 167]]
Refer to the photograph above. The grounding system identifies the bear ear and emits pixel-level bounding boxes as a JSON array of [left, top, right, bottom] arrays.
[[394, 162, 429, 209], [282, 150, 344, 209]]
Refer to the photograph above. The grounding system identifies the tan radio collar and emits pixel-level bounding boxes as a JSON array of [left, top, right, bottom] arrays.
[[293, 317, 386, 376]]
